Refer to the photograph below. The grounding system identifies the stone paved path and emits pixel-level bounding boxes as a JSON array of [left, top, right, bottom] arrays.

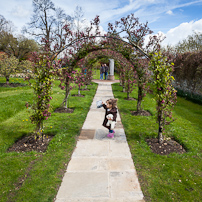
[[55, 80, 144, 202]]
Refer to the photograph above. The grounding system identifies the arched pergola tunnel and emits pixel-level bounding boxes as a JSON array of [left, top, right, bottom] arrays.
[[53, 35, 150, 61], [53, 35, 150, 80], [51, 35, 175, 144]]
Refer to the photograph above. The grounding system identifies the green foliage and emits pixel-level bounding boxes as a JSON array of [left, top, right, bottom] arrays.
[[175, 31, 202, 53], [0, 55, 19, 83], [0, 31, 39, 60], [175, 87, 202, 105], [173, 51, 202, 94], [26, 53, 55, 137], [149, 51, 177, 142], [18, 60, 34, 73], [0, 77, 98, 202], [112, 83, 202, 202]]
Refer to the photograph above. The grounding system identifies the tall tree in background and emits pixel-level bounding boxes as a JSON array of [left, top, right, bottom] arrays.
[[55, 8, 72, 49], [72, 6, 86, 35], [175, 32, 202, 53], [23, 0, 56, 46], [0, 33, 39, 60], [23, 0, 72, 51], [0, 15, 15, 33], [0, 14, 38, 60], [0, 15, 8, 33], [0, 55, 19, 84]]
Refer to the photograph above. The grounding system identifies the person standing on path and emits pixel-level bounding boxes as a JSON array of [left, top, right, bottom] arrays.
[[104, 64, 109, 80], [100, 64, 104, 80], [102, 99, 118, 138]]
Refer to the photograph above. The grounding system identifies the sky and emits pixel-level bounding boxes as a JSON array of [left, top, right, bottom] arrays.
[[1, 0, 202, 46]]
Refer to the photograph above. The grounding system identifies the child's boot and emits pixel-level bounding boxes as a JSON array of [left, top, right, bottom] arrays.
[[107, 132, 114, 138]]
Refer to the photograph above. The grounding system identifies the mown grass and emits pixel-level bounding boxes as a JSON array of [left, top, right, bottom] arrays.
[[0, 76, 98, 202], [1, 74, 202, 202], [112, 83, 202, 202]]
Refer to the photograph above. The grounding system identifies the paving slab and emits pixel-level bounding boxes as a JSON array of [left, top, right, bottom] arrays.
[[55, 80, 144, 202], [56, 172, 109, 199], [109, 171, 143, 199], [72, 140, 109, 157]]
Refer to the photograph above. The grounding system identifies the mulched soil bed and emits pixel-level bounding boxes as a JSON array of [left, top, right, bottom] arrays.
[[131, 110, 151, 116], [54, 107, 74, 113], [0, 83, 27, 87], [146, 138, 186, 155], [8, 135, 54, 153]]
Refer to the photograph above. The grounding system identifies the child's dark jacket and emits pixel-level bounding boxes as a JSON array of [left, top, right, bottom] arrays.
[[102, 104, 117, 129]]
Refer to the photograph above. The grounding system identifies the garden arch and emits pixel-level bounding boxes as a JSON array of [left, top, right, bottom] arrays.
[[53, 35, 150, 61]]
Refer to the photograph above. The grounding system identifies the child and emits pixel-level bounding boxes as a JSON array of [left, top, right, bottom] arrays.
[[102, 98, 118, 138]]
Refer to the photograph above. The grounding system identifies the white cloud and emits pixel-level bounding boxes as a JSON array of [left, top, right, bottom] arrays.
[[166, 10, 174, 15], [71, 18, 107, 36], [162, 18, 202, 46], [1, 0, 202, 46], [11, 5, 31, 18]]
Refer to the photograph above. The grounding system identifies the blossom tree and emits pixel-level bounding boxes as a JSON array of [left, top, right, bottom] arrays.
[[149, 51, 177, 143], [130, 56, 150, 112], [25, 49, 55, 139], [0, 55, 19, 84], [18, 59, 34, 75], [107, 14, 154, 111], [56, 58, 76, 109], [77, 58, 93, 89], [74, 70, 85, 96]]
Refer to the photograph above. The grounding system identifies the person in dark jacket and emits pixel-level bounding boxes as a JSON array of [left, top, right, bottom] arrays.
[[104, 64, 109, 80], [100, 64, 104, 80], [102, 98, 118, 138]]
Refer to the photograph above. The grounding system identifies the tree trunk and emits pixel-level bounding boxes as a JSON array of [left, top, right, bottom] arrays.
[[6, 76, 9, 85], [137, 86, 142, 112], [61, 84, 70, 109], [35, 121, 43, 139], [137, 99, 141, 112], [158, 110, 164, 144], [123, 86, 125, 92], [127, 91, 129, 99]]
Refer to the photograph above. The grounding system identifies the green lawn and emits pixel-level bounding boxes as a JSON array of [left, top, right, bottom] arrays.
[[1, 74, 202, 202], [0, 76, 98, 202], [112, 83, 202, 202]]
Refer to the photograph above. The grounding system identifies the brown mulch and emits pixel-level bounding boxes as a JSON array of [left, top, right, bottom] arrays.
[[7, 135, 54, 153], [54, 107, 74, 113], [146, 138, 186, 155], [131, 110, 151, 116], [0, 83, 27, 87]]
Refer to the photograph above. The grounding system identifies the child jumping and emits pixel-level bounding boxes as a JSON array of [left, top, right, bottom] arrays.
[[102, 98, 118, 138]]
